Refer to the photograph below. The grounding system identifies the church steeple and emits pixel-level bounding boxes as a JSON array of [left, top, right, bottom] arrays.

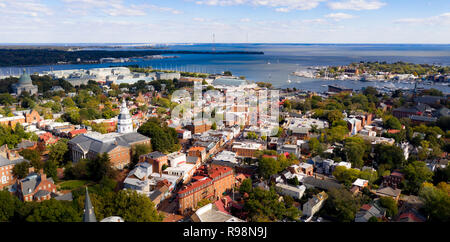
[[83, 187, 97, 222]]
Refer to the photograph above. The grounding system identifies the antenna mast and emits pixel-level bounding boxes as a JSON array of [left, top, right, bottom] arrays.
[[212, 33, 216, 52]]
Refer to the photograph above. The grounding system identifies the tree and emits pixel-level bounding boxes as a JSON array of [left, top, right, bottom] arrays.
[[368, 216, 380, 222], [138, 119, 179, 153], [244, 187, 300, 222], [0, 190, 19, 222], [283, 99, 292, 110], [197, 199, 212, 208], [343, 137, 367, 168], [131, 144, 152, 167], [111, 190, 163, 222], [64, 160, 89, 180], [25, 199, 81, 222], [379, 197, 398, 218], [419, 182, 450, 222], [20, 149, 42, 170], [0, 93, 15, 105], [374, 144, 405, 169], [12, 161, 30, 179], [287, 177, 300, 186], [402, 161, 433, 194], [246, 131, 258, 140], [258, 157, 279, 179], [384, 116, 402, 130], [359, 169, 378, 185], [308, 137, 322, 155], [44, 159, 58, 182], [239, 178, 253, 194], [211, 122, 217, 130], [48, 139, 69, 165], [332, 166, 361, 187], [363, 86, 378, 97], [327, 110, 344, 124], [326, 125, 348, 143], [324, 188, 360, 222], [87, 153, 116, 182]]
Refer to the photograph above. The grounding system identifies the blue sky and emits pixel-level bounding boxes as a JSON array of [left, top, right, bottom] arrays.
[[0, 0, 449, 43]]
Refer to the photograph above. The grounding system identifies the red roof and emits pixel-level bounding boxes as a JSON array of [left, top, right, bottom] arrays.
[[361, 204, 372, 211], [178, 177, 212, 195], [214, 199, 229, 214], [69, 129, 87, 136], [188, 146, 206, 152], [398, 212, 426, 222], [388, 129, 401, 134], [391, 171, 404, 178], [208, 166, 233, 179]]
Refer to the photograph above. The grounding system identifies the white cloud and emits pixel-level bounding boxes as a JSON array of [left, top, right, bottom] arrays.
[[325, 13, 355, 21], [301, 18, 327, 24], [193, 0, 325, 12], [328, 0, 386, 10], [240, 18, 251, 22], [394, 12, 450, 25], [62, 0, 182, 17], [0, 0, 53, 16]]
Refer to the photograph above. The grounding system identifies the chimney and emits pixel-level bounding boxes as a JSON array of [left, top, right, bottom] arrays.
[[39, 169, 46, 180]]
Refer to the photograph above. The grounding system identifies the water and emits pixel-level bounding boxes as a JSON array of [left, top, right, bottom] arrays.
[[1, 43, 449, 93]]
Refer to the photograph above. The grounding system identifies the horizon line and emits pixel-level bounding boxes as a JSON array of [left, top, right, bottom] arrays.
[[1, 42, 450, 45]]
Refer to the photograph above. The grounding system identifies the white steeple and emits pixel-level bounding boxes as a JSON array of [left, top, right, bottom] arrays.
[[117, 99, 133, 134]]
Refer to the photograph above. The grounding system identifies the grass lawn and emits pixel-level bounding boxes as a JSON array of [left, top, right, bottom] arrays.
[[58, 180, 90, 191]]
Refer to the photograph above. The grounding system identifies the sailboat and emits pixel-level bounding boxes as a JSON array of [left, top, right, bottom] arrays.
[[287, 74, 292, 83], [267, 60, 271, 65]]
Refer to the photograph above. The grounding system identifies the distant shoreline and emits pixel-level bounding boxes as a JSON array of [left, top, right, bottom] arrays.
[[0, 49, 264, 67]]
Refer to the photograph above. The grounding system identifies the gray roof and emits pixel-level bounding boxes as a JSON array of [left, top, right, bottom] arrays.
[[54, 192, 73, 201], [212, 78, 249, 87], [375, 186, 401, 197], [436, 107, 450, 117], [16, 140, 36, 150], [143, 151, 166, 159], [83, 188, 97, 222], [20, 173, 54, 196], [355, 203, 385, 222], [149, 189, 163, 202], [0, 154, 27, 167], [410, 115, 437, 122], [69, 132, 150, 154], [302, 176, 343, 191], [34, 190, 50, 198], [291, 127, 310, 134]]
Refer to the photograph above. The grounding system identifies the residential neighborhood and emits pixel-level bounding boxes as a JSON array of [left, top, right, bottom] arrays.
[[0, 66, 448, 223]]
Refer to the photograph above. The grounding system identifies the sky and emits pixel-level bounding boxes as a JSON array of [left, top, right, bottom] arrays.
[[0, 0, 449, 43]]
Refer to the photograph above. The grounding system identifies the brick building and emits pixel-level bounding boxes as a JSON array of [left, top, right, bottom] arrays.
[[382, 171, 405, 189], [0, 145, 29, 189], [188, 146, 207, 163], [139, 151, 169, 174], [68, 132, 150, 169], [16, 171, 56, 202], [38, 132, 59, 151], [178, 165, 235, 215], [232, 141, 263, 158], [186, 121, 211, 134], [0, 109, 40, 128]]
